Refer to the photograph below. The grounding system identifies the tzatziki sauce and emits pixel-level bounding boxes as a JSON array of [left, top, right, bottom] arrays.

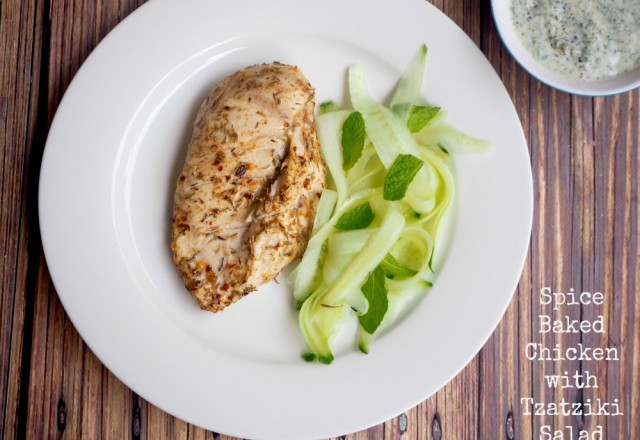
[[511, 0, 640, 81]]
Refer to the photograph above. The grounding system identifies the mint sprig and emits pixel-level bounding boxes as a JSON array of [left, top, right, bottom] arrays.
[[383, 154, 424, 201], [407, 105, 440, 133], [341, 111, 366, 172], [358, 266, 388, 334], [334, 202, 375, 230]]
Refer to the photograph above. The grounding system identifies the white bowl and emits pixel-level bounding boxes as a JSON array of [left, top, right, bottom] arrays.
[[491, 0, 640, 96]]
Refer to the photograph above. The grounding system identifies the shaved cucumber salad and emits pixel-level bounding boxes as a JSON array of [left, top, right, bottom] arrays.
[[289, 45, 489, 364]]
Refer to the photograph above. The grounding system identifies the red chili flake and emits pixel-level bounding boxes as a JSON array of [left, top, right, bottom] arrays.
[[283, 121, 290, 128], [179, 175, 186, 182], [218, 151, 225, 163], [220, 283, 230, 291], [227, 263, 237, 269]]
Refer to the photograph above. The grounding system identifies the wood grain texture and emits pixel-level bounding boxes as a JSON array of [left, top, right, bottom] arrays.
[[1, 0, 638, 439]]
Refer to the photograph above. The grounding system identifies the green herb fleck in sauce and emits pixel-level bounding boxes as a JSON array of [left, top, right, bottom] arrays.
[[511, 0, 640, 81]]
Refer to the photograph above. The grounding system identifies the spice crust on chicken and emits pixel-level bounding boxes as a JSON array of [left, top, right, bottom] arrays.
[[171, 63, 326, 312]]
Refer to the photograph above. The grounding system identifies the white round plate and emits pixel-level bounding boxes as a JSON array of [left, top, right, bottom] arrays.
[[491, 0, 640, 96], [39, 0, 532, 438]]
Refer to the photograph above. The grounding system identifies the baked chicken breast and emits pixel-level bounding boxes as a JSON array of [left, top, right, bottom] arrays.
[[171, 63, 326, 312]]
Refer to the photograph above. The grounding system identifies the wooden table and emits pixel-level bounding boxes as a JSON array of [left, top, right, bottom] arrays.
[[2, 1, 638, 438]]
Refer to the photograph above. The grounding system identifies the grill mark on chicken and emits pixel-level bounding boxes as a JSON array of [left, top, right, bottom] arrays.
[[171, 63, 325, 312]]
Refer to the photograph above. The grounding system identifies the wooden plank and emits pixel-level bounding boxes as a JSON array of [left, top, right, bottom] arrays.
[[0, 0, 45, 438], [80, 349, 103, 439], [572, 93, 608, 436], [594, 95, 619, 437], [628, 89, 639, 440], [0, 2, 24, 436], [100, 369, 131, 439], [24, 257, 55, 439]]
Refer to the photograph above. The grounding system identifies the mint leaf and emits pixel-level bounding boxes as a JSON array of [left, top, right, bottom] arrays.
[[380, 253, 418, 279], [318, 100, 340, 115], [334, 202, 375, 230], [359, 266, 389, 334], [383, 154, 424, 201], [341, 111, 366, 172], [407, 105, 440, 133]]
